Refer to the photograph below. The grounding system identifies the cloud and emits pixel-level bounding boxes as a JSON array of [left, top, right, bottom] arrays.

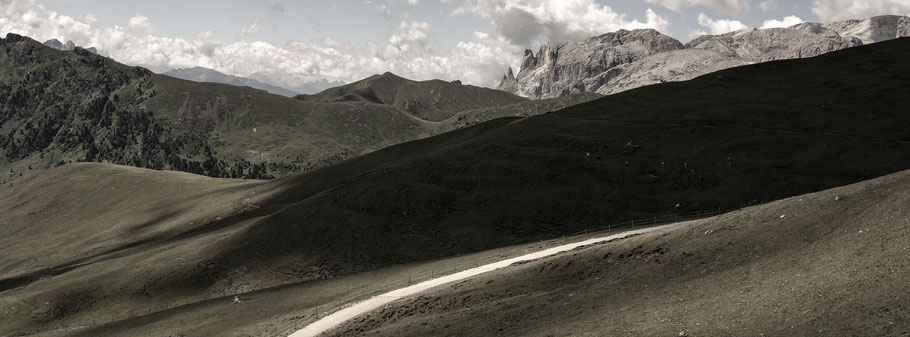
[[394, 30, 523, 87], [365, 0, 393, 19], [759, 15, 804, 29], [196, 30, 220, 57], [643, 0, 749, 16], [758, 0, 778, 12], [240, 19, 262, 38], [687, 29, 708, 39], [456, 0, 670, 47], [696, 12, 747, 34], [268, 3, 285, 28], [127, 14, 153, 33], [811, 0, 910, 21], [268, 3, 285, 13], [407, 0, 419, 5], [0, 0, 521, 88], [384, 19, 431, 57]]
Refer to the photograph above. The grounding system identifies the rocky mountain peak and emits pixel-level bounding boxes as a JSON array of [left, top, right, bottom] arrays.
[[498, 28, 684, 99], [520, 49, 537, 71], [42, 38, 97, 54], [825, 15, 910, 44], [497, 15, 909, 99], [43, 38, 63, 50]]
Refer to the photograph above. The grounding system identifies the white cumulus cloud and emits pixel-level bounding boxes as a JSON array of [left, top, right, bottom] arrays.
[[760, 15, 804, 29], [456, 0, 670, 47], [240, 19, 263, 38], [0, 0, 526, 88], [643, 0, 749, 16], [811, 0, 910, 21], [384, 19, 432, 57], [696, 12, 748, 34], [758, 0, 778, 12], [687, 29, 708, 39], [127, 14, 153, 33]]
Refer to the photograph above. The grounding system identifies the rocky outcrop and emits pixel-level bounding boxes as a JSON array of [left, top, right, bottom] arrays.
[[820, 15, 910, 44], [593, 49, 749, 95], [43, 38, 63, 50], [498, 29, 684, 99], [498, 15, 910, 99], [687, 26, 863, 62], [42, 38, 97, 54]]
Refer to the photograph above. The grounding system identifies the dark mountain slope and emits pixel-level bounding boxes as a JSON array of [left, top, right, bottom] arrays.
[[329, 167, 910, 337], [296, 72, 527, 122], [0, 34, 191, 177]]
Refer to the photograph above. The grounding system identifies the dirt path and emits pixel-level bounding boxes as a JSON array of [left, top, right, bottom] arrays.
[[288, 221, 696, 337]]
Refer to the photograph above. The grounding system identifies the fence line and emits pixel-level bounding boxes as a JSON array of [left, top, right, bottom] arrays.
[[16, 204, 758, 337]]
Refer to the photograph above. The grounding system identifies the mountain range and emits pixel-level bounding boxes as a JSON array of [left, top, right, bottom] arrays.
[[163, 67, 300, 97], [0, 33, 594, 181], [499, 15, 910, 98], [247, 72, 346, 95]]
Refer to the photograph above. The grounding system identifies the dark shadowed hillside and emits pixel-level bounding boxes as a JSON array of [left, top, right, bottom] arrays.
[[329, 168, 910, 337], [2, 37, 910, 337]]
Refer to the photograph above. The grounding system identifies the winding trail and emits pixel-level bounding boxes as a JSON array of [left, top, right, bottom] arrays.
[[289, 221, 695, 337]]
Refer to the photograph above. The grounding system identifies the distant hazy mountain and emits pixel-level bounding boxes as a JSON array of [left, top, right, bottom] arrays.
[[163, 67, 299, 97], [499, 15, 910, 99], [248, 72, 346, 95]]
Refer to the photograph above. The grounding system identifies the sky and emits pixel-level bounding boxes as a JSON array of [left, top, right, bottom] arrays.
[[2, 0, 909, 89]]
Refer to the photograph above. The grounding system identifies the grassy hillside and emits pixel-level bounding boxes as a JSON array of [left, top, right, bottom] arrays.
[[329, 168, 910, 336], [2, 37, 910, 336], [0, 119, 522, 336], [145, 74, 430, 176], [295, 72, 527, 122], [0, 34, 569, 181]]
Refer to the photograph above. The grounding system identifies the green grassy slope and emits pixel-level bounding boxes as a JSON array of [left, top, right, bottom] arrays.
[[295, 72, 527, 122], [0, 33, 430, 180], [146, 74, 431, 175], [0, 34, 566, 181], [0, 163, 285, 334], [0, 119, 520, 336], [329, 168, 910, 336]]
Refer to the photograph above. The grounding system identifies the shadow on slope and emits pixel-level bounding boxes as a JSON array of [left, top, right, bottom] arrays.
[[330, 168, 910, 336]]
